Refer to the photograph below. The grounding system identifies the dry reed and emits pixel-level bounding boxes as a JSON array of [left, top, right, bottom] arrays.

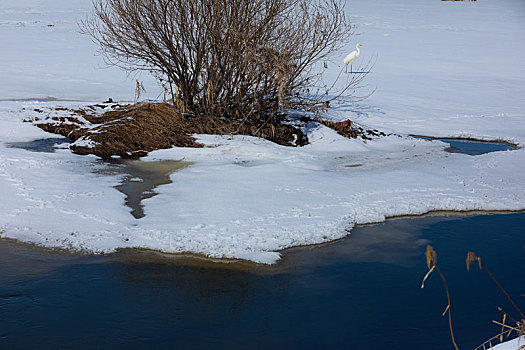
[[421, 245, 459, 350]]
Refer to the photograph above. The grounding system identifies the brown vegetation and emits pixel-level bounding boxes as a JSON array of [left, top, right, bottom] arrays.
[[80, 0, 368, 123], [30, 103, 388, 159], [315, 119, 387, 140], [466, 251, 525, 350], [33, 103, 307, 159], [421, 246, 524, 350], [421, 245, 459, 350], [59, 0, 377, 158]]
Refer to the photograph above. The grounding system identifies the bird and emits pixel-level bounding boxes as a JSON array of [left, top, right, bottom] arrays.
[[343, 43, 363, 73]]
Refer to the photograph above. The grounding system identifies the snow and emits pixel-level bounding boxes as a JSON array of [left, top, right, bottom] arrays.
[[0, 0, 157, 102], [1, 0, 524, 268], [1, 2, 524, 346], [70, 136, 98, 148], [493, 337, 525, 350], [4, 101, 525, 264]]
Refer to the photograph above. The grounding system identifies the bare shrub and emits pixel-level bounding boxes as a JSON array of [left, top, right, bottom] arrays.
[[81, 0, 365, 122]]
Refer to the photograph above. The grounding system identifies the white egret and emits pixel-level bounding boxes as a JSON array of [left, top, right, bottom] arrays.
[[343, 43, 363, 73]]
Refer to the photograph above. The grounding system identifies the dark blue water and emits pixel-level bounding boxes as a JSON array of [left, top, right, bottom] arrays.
[[7, 138, 71, 153], [414, 136, 516, 156], [1, 212, 523, 349]]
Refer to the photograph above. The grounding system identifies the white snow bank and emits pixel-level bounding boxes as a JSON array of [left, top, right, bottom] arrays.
[[0, 0, 524, 265], [1, 102, 525, 264], [493, 336, 525, 350]]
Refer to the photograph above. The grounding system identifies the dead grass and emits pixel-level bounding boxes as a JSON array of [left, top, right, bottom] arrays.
[[466, 251, 525, 350], [422, 246, 524, 350], [421, 245, 459, 350], [30, 102, 387, 159], [33, 103, 307, 159]]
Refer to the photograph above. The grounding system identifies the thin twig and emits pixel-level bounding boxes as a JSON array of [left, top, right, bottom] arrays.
[[435, 266, 459, 350], [482, 265, 525, 320]]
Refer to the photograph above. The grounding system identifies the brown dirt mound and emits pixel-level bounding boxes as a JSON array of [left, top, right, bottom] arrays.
[[34, 103, 308, 159], [31, 102, 389, 159], [311, 118, 388, 140]]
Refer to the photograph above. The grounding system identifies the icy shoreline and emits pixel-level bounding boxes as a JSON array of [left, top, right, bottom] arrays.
[[1, 0, 525, 264], [2, 101, 525, 265]]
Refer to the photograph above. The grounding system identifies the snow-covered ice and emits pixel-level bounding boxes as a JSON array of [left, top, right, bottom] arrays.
[[1, 0, 525, 272], [493, 336, 525, 350]]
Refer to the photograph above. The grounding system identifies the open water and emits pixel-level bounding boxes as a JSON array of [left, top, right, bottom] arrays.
[[0, 212, 524, 349]]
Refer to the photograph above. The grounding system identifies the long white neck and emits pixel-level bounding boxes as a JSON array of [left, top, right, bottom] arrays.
[[356, 44, 361, 56]]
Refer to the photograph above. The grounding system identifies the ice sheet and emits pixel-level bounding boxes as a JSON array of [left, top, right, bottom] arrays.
[[0, 0, 524, 270]]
